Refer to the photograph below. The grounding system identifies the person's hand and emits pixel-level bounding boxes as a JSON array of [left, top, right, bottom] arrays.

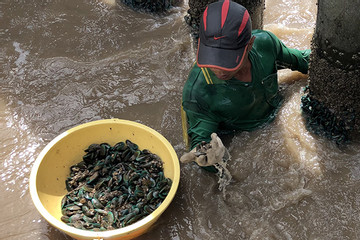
[[180, 133, 226, 167]]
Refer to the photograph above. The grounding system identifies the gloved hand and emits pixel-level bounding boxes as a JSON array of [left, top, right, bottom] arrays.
[[180, 133, 226, 167]]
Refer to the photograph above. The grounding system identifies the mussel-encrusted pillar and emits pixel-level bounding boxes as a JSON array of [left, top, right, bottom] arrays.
[[184, 0, 264, 39], [301, 0, 360, 143], [119, 0, 177, 12]]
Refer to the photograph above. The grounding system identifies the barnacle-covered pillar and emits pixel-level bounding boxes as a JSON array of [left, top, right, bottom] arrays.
[[184, 0, 264, 39], [119, 0, 180, 12], [301, 0, 360, 142]]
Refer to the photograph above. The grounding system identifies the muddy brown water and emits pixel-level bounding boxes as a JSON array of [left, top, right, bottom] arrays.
[[1, 0, 360, 239]]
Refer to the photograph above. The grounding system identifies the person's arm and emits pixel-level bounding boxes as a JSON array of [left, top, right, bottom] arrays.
[[180, 107, 225, 167], [181, 63, 226, 167], [185, 109, 219, 150], [266, 31, 311, 74]]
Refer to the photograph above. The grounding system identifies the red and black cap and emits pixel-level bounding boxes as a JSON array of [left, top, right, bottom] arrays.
[[197, 0, 252, 71]]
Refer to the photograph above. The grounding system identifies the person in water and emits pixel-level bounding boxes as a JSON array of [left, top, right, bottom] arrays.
[[180, 0, 311, 171]]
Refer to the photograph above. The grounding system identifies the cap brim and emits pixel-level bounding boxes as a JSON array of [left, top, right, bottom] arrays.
[[196, 39, 248, 71]]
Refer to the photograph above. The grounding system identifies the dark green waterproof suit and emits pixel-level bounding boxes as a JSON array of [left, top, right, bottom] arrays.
[[182, 30, 310, 150]]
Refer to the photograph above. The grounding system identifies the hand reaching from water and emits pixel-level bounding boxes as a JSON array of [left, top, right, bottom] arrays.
[[180, 133, 226, 167]]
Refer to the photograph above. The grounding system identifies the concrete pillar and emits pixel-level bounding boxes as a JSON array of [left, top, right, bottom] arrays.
[[301, 0, 360, 142], [184, 0, 265, 39]]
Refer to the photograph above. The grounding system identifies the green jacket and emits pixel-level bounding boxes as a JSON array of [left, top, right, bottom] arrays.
[[182, 30, 310, 150]]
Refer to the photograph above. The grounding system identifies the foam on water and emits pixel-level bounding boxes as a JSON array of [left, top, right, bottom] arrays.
[[214, 148, 232, 198]]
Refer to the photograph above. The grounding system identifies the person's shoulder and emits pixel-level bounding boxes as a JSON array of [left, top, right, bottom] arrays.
[[186, 63, 203, 86], [252, 30, 279, 53], [188, 62, 201, 77], [183, 62, 205, 94], [252, 30, 279, 45]]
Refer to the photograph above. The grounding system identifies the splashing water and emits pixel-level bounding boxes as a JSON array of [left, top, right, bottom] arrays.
[[214, 148, 232, 198]]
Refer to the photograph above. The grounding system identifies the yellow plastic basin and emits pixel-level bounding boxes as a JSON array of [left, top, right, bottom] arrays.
[[29, 119, 180, 240]]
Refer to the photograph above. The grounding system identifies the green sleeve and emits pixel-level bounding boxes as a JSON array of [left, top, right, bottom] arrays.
[[185, 109, 218, 150], [182, 63, 220, 150], [266, 31, 311, 74]]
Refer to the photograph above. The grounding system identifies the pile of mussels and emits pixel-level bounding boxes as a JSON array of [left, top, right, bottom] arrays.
[[121, 0, 172, 12], [301, 88, 354, 144], [61, 140, 172, 231]]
